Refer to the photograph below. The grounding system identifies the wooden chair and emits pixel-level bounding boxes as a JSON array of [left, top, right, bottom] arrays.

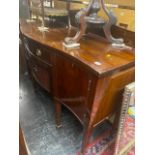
[[29, 0, 68, 27]]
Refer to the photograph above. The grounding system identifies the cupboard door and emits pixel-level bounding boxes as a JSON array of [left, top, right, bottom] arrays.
[[54, 55, 95, 124]]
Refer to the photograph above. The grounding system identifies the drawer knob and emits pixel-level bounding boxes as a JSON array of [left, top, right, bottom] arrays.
[[36, 49, 42, 56], [33, 66, 38, 72]]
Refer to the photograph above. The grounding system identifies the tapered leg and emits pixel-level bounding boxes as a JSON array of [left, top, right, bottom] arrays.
[[80, 125, 93, 154], [55, 100, 62, 128]]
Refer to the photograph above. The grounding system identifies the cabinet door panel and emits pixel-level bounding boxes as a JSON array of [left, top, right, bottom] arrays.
[[54, 55, 94, 123]]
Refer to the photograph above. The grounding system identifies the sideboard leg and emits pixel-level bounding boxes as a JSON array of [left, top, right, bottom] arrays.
[[81, 125, 93, 154], [55, 101, 62, 128]]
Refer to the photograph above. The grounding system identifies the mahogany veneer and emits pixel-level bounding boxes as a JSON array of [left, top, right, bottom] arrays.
[[20, 20, 135, 154]]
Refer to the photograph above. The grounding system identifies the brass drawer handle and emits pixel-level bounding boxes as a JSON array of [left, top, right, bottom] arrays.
[[36, 49, 42, 56], [33, 66, 38, 72]]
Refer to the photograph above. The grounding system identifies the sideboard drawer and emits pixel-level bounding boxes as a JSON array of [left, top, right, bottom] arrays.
[[28, 56, 51, 92], [27, 39, 54, 65]]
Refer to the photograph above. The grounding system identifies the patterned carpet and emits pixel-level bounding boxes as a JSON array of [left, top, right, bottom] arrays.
[[76, 116, 135, 155], [76, 126, 116, 155]]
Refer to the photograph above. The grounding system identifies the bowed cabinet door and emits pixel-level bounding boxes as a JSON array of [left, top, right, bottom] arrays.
[[53, 54, 96, 124]]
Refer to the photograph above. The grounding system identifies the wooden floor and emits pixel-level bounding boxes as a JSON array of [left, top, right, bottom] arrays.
[[19, 72, 111, 155]]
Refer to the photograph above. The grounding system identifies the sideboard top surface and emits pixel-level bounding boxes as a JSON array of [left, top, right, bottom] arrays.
[[20, 20, 135, 77]]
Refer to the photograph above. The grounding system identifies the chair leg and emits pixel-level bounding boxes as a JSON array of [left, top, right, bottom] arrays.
[[55, 100, 62, 128]]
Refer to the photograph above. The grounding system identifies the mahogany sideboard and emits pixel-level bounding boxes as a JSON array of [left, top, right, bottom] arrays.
[[20, 20, 135, 154]]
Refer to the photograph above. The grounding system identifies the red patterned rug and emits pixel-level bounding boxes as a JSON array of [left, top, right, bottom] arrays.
[[76, 126, 116, 155], [76, 117, 135, 155]]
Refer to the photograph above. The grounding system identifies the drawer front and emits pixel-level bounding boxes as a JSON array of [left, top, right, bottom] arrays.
[[28, 56, 51, 93], [26, 38, 54, 65]]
